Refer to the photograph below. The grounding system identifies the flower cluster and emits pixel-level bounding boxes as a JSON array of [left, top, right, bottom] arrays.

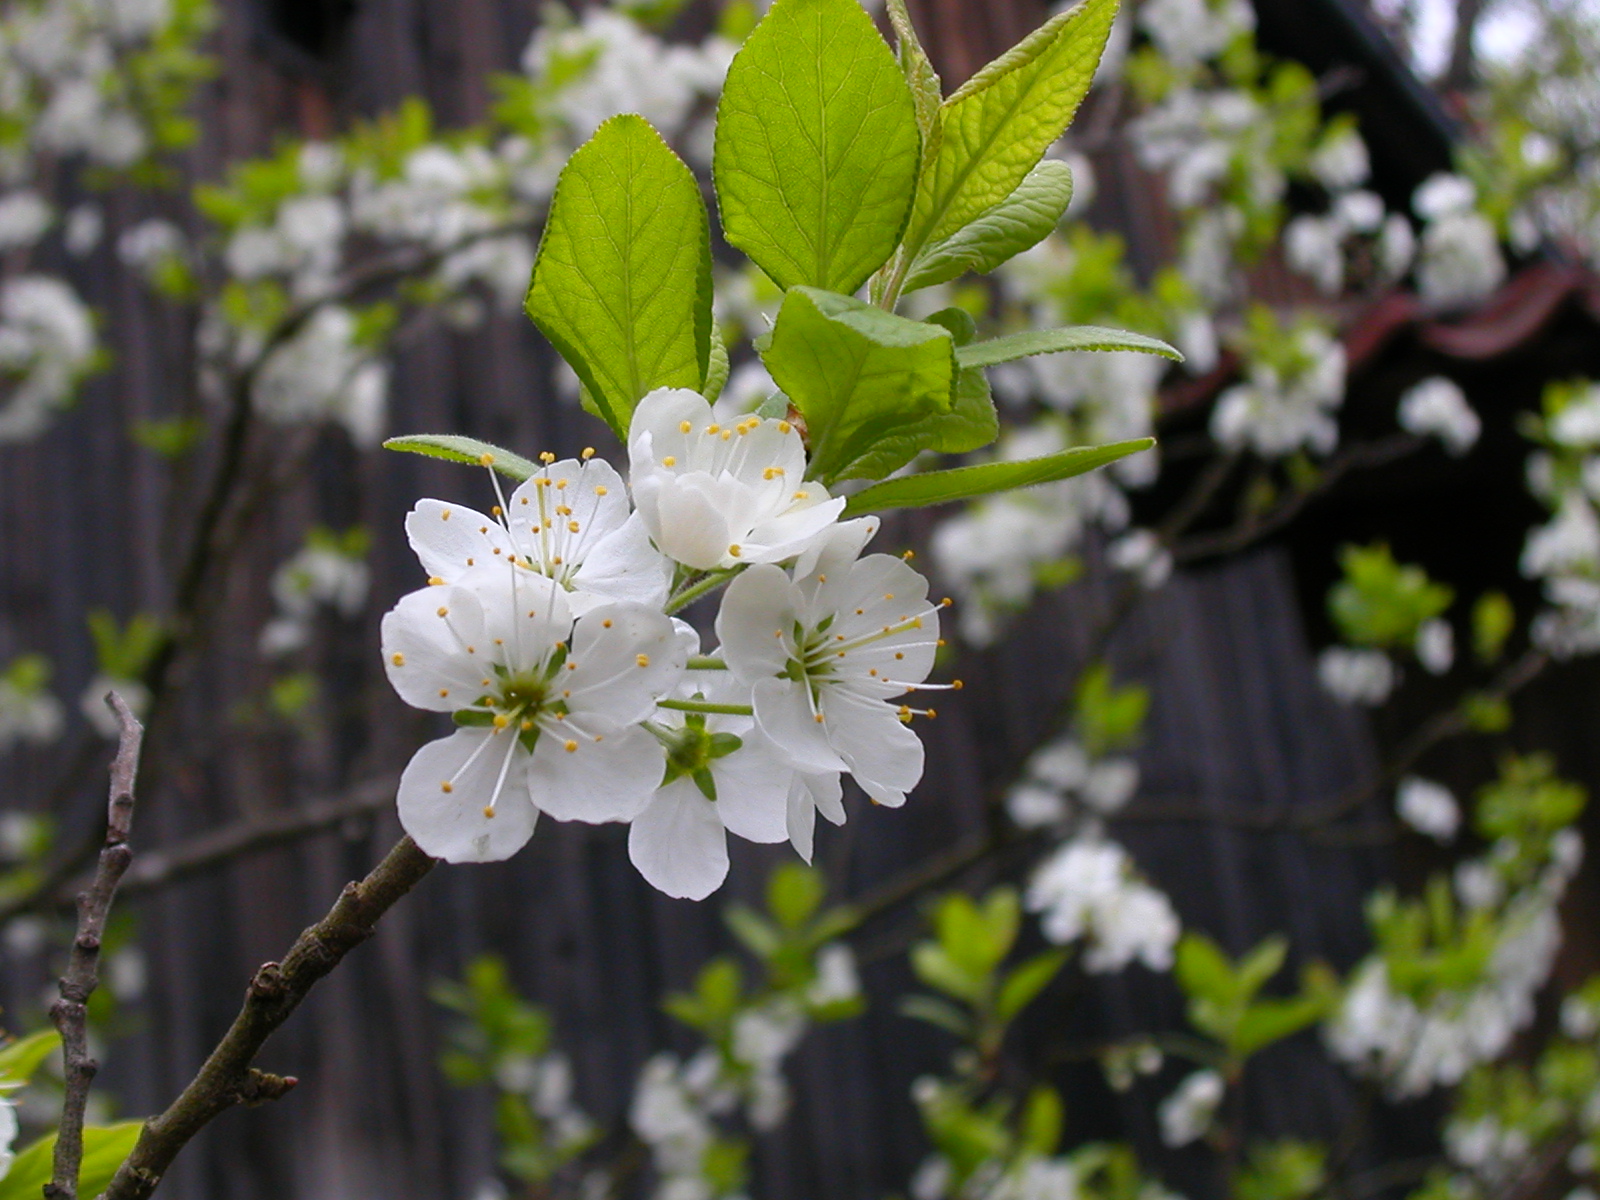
[[0, 655, 64, 753], [1522, 379, 1600, 657], [384, 389, 948, 898], [1026, 837, 1179, 973], [259, 527, 372, 656]]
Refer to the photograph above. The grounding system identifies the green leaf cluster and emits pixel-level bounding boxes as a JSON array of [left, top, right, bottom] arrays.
[[87, 610, 165, 680], [1174, 933, 1335, 1065], [904, 889, 1068, 1060], [1074, 663, 1149, 757], [1328, 543, 1453, 650], [718, 863, 863, 1020]]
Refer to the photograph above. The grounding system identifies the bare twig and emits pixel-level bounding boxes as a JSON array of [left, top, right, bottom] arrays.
[[100, 835, 435, 1200], [113, 776, 397, 899], [47, 694, 144, 1200]]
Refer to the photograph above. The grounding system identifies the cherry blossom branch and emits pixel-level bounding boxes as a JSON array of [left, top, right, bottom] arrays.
[[100, 834, 435, 1200], [47, 693, 144, 1200]]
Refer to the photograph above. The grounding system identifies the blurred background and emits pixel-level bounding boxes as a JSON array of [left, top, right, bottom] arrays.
[[2, 0, 1600, 1198]]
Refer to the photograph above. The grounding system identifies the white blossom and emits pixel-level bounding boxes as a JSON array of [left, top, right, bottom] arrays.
[[1136, 0, 1254, 68], [1310, 130, 1371, 191], [259, 534, 372, 656], [1414, 618, 1454, 675], [1317, 647, 1396, 706], [1211, 328, 1347, 458], [1400, 377, 1480, 455], [1397, 777, 1460, 842], [250, 306, 388, 445], [1285, 214, 1345, 295], [1158, 1070, 1224, 1147], [0, 656, 64, 752], [0, 275, 98, 443], [405, 455, 671, 615], [1417, 212, 1506, 308], [1026, 837, 1179, 972], [0, 190, 51, 250], [1414, 174, 1479, 222], [63, 204, 103, 256], [1522, 492, 1600, 580], [717, 546, 942, 808], [1107, 529, 1172, 590], [0, 1096, 16, 1181], [629, 388, 845, 572], [383, 564, 687, 862]]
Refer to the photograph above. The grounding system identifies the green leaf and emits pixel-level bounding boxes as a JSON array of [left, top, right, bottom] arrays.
[[0, 1122, 144, 1200], [761, 286, 956, 483], [899, 994, 976, 1038], [956, 326, 1181, 371], [996, 949, 1069, 1024], [1231, 994, 1331, 1059], [1174, 932, 1236, 1007], [1019, 1085, 1064, 1157], [383, 434, 539, 481], [886, 0, 942, 146], [713, 0, 921, 295], [1236, 937, 1289, 999], [841, 438, 1153, 517], [911, 943, 985, 1004], [703, 335, 731, 403], [526, 114, 713, 440], [767, 862, 826, 930], [898, 0, 1119, 259], [0, 1029, 60, 1087], [725, 903, 783, 959], [903, 158, 1073, 293]]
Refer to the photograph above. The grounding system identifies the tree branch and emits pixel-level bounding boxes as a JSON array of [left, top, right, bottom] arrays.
[[48, 694, 144, 1200], [99, 835, 436, 1200]]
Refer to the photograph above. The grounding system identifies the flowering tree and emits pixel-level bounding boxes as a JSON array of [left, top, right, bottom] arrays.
[[2, 0, 1600, 1199]]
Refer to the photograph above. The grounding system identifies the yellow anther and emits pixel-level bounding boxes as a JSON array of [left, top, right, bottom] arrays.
[[556, 479, 568, 490], [595, 485, 609, 496], [428, 576, 445, 586], [902, 549, 915, 560], [491, 505, 503, 516], [439, 688, 450, 698], [855, 608, 865, 615], [814, 713, 825, 723], [437, 606, 449, 617], [568, 521, 581, 533], [895, 652, 905, 660], [478, 453, 495, 466], [952, 679, 964, 690], [441, 781, 454, 793], [884, 593, 894, 601], [779, 421, 792, 433], [898, 706, 912, 722], [721, 430, 732, 441], [937, 638, 947, 647], [837, 650, 845, 657], [482, 806, 496, 819], [818, 574, 827, 582], [556, 505, 572, 516], [603, 618, 613, 628], [762, 467, 785, 480], [869, 668, 878, 676], [520, 497, 530, 505], [540, 451, 556, 463], [582, 446, 595, 459], [391, 653, 405, 666], [536, 477, 552, 487], [707, 424, 721, 435], [567, 661, 578, 671], [492, 548, 502, 556], [663, 456, 676, 467], [636, 654, 651, 667], [927, 708, 938, 720], [728, 544, 743, 558], [793, 492, 809, 501], [466, 645, 476, 654], [680, 420, 693, 433], [493, 714, 510, 728], [441, 509, 452, 520], [941, 597, 953, 608], [551, 556, 563, 565], [564, 740, 578, 753], [521, 719, 534, 730], [466, 558, 475, 566]]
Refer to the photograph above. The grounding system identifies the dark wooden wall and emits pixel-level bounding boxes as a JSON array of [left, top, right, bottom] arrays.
[[9, 2, 1593, 1198]]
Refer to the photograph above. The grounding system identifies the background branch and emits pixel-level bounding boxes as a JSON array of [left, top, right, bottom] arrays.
[[100, 835, 435, 1200], [48, 693, 144, 1200]]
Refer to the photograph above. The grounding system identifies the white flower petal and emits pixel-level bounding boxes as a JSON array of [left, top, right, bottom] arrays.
[[397, 729, 538, 862], [710, 738, 792, 844], [529, 721, 663, 823], [753, 676, 847, 772], [566, 603, 686, 723], [404, 500, 501, 579], [792, 516, 880, 581], [570, 511, 673, 611], [628, 779, 730, 900], [824, 688, 924, 806], [715, 565, 798, 683], [786, 777, 818, 862], [382, 583, 494, 711]]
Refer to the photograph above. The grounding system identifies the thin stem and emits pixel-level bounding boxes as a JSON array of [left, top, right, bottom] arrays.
[[686, 656, 727, 670], [656, 698, 754, 716], [665, 568, 740, 615], [47, 693, 144, 1200], [101, 835, 436, 1200]]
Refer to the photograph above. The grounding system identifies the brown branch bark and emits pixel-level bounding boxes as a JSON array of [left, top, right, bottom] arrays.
[[98, 835, 436, 1200], [47, 694, 144, 1200]]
